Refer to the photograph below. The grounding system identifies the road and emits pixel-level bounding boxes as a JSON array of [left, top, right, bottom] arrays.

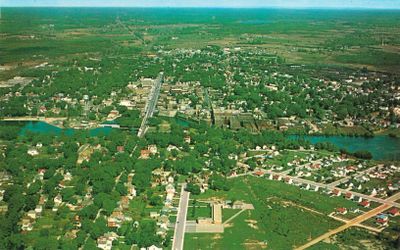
[[172, 184, 190, 250], [295, 192, 400, 250], [265, 170, 400, 208], [137, 72, 163, 138], [327, 165, 379, 188]]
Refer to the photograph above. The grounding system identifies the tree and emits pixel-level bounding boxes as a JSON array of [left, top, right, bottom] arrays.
[[149, 195, 163, 207], [186, 183, 201, 195]]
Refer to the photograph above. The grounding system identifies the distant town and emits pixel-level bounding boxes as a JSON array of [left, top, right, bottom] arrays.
[[1, 7, 400, 250]]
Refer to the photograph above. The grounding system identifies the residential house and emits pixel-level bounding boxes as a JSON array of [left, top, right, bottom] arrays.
[[345, 192, 354, 200], [21, 218, 33, 231], [331, 189, 341, 197], [336, 207, 348, 215], [148, 145, 158, 154], [359, 200, 371, 208], [140, 150, 151, 159], [388, 208, 399, 217], [27, 148, 39, 156]]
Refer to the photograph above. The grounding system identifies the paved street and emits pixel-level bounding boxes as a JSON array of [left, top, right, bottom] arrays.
[[172, 184, 190, 250], [265, 170, 400, 208], [137, 72, 163, 138], [296, 192, 400, 250]]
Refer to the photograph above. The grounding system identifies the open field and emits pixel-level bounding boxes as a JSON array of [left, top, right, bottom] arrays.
[[1, 8, 400, 82], [185, 176, 363, 249]]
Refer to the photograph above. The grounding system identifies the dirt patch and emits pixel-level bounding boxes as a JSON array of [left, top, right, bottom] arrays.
[[243, 239, 268, 249], [224, 223, 233, 228], [271, 197, 324, 216], [213, 234, 222, 240], [245, 219, 259, 229]]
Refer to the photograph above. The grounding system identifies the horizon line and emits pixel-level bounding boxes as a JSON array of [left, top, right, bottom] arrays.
[[2, 6, 400, 10]]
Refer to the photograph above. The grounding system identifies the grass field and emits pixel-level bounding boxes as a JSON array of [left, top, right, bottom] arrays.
[[185, 176, 360, 249]]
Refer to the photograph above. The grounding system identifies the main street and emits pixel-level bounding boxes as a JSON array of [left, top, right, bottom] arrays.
[[172, 183, 190, 250], [137, 72, 163, 138]]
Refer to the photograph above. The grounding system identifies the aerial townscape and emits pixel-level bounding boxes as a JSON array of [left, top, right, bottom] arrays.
[[1, 1, 400, 250]]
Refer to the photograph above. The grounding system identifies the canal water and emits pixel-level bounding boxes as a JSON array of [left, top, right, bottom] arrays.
[[292, 135, 400, 161], [1, 121, 113, 136], [1, 121, 399, 160]]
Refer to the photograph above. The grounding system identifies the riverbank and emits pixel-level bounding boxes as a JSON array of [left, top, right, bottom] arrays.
[[1, 116, 67, 128]]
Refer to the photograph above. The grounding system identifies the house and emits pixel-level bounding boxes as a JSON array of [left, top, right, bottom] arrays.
[[140, 245, 163, 250], [284, 177, 293, 184], [253, 171, 264, 177], [353, 196, 363, 203], [64, 172, 72, 181], [312, 185, 319, 192], [345, 192, 354, 200], [140, 150, 150, 159], [21, 218, 33, 231], [336, 207, 348, 215], [376, 214, 389, 226], [35, 205, 43, 215], [273, 175, 282, 181], [167, 144, 180, 152], [359, 200, 370, 208], [148, 145, 158, 154], [331, 189, 341, 197], [27, 148, 39, 156], [117, 146, 125, 153], [165, 184, 175, 194], [156, 227, 168, 237], [107, 217, 119, 228], [119, 196, 130, 209], [27, 210, 37, 219], [54, 194, 63, 206], [97, 236, 112, 250], [150, 211, 160, 219], [184, 136, 191, 144], [376, 218, 388, 227], [376, 214, 388, 221], [127, 186, 137, 198], [37, 168, 46, 176], [389, 208, 400, 217]]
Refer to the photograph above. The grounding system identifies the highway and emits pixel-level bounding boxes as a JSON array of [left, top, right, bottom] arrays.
[[172, 184, 190, 250], [296, 192, 400, 250], [137, 72, 163, 138]]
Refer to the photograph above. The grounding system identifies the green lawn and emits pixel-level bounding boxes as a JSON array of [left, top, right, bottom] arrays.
[[185, 176, 356, 249], [222, 208, 241, 222], [187, 205, 212, 220]]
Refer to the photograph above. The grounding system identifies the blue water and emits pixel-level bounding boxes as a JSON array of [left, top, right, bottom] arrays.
[[2, 121, 399, 160], [18, 121, 113, 136], [292, 135, 400, 160]]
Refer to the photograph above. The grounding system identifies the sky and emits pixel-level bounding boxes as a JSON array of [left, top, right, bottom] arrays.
[[2, 0, 400, 9]]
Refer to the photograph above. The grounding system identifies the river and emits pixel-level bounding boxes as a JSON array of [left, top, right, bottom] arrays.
[[293, 135, 400, 161], [1, 121, 399, 160]]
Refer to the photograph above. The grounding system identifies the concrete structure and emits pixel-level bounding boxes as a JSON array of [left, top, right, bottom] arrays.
[[212, 204, 222, 224]]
